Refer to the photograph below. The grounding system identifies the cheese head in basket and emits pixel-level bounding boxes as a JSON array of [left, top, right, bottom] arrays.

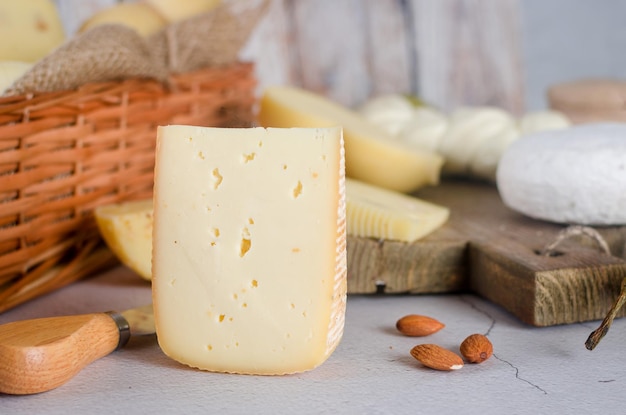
[[151, 125, 347, 374], [0, 0, 66, 62]]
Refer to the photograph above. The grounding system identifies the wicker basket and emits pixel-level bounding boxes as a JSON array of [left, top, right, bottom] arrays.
[[0, 62, 256, 313]]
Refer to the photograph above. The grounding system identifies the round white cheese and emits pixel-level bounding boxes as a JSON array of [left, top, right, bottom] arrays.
[[496, 123, 626, 225]]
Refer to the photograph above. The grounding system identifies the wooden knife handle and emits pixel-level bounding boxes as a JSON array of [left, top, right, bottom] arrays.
[[0, 313, 121, 395]]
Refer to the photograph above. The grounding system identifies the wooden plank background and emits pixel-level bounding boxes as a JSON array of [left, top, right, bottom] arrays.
[[53, 0, 525, 114]]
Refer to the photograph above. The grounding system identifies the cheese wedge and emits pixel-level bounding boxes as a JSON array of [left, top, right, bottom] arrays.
[[94, 199, 153, 281], [346, 179, 449, 242], [257, 86, 443, 193], [152, 125, 347, 374]]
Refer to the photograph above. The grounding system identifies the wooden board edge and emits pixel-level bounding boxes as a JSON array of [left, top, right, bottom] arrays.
[[347, 236, 468, 294], [469, 243, 626, 326]]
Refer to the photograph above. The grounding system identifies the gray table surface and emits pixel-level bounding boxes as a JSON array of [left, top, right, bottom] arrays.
[[2, 265, 625, 414]]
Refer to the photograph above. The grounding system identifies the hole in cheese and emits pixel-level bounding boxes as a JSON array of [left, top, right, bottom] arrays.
[[293, 181, 303, 198], [239, 227, 251, 257], [211, 168, 223, 190], [239, 239, 251, 257]]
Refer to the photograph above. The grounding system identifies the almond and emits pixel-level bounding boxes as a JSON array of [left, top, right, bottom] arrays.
[[460, 333, 493, 363], [410, 344, 464, 371], [396, 314, 444, 337]]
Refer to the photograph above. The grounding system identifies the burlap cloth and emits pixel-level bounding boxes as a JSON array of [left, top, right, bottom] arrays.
[[4, 0, 269, 96]]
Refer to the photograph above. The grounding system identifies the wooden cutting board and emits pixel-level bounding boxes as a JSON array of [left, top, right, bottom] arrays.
[[347, 179, 626, 327]]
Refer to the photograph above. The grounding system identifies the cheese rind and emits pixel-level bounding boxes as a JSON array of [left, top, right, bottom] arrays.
[[152, 126, 347, 374], [258, 86, 443, 193]]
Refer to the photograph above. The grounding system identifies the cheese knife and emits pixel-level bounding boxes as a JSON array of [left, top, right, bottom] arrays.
[[0, 304, 154, 395]]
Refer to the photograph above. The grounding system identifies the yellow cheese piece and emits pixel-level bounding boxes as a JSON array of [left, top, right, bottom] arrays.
[[0, 0, 65, 62], [144, 0, 221, 23], [152, 125, 347, 374], [94, 199, 153, 281], [0, 61, 32, 94], [79, 3, 167, 37], [346, 178, 449, 242], [258, 86, 443, 193]]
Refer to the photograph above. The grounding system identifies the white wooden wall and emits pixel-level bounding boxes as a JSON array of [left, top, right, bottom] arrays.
[[53, 0, 526, 114]]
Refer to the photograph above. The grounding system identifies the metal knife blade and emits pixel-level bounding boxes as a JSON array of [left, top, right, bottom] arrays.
[[0, 304, 155, 395], [113, 303, 155, 337]]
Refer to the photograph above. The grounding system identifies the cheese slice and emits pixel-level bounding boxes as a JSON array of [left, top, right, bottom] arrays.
[[94, 199, 153, 281], [346, 179, 449, 242], [257, 86, 443, 193], [152, 125, 347, 374]]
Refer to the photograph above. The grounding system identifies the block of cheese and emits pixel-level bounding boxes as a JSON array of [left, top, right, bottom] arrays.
[[258, 86, 443, 193], [94, 199, 153, 281], [152, 125, 347, 374], [346, 178, 449, 242]]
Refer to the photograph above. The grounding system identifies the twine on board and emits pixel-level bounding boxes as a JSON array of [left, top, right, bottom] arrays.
[[538, 225, 611, 257], [536, 226, 626, 351], [536, 225, 626, 351]]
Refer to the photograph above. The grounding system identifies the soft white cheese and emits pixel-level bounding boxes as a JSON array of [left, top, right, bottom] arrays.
[[152, 125, 347, 374], [438, 107, 517, 176], [496, 123, 626, 225]]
